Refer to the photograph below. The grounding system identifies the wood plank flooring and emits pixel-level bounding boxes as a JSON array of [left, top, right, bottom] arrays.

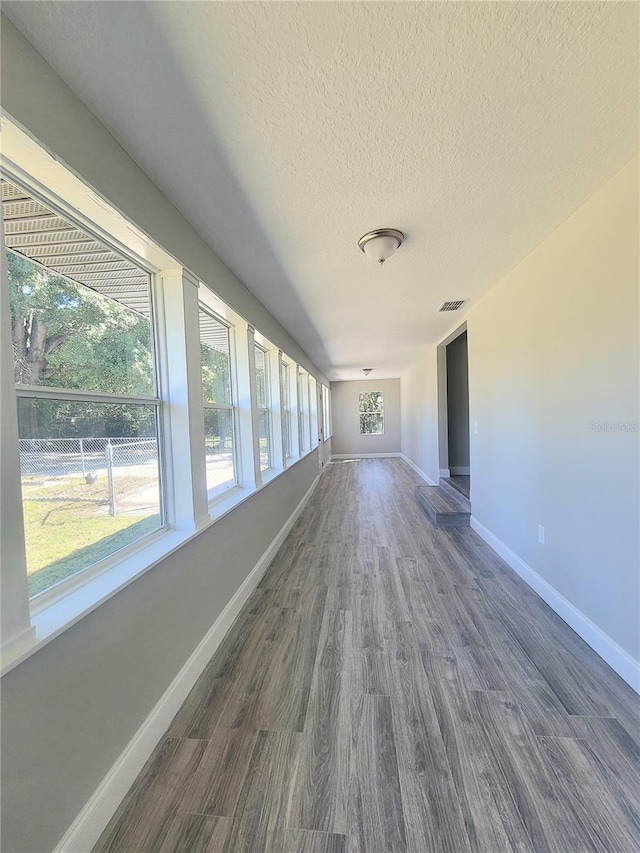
[[94, 458, 640, 853]]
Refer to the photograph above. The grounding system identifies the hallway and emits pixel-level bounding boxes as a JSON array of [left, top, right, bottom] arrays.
[[95, 459, 640, 853]]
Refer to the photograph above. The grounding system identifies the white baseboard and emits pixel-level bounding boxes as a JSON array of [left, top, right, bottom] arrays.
[[399, 453, 438, 486], [330, 452, 402, 460], [53, 475, 321, 853], [471, 516, 640, 695], [450, 466, 470, 475], [440, 468, 450, 478]]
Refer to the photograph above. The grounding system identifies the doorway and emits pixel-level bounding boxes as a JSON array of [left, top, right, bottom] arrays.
[[437, 324, 470, 500]]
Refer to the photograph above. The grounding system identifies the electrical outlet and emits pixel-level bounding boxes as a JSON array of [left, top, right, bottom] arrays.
[[538, 525, 545, 545], [473, 421, 478, 434]]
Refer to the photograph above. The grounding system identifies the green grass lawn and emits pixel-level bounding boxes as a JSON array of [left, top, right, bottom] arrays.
[[22, 476, 160, 597]]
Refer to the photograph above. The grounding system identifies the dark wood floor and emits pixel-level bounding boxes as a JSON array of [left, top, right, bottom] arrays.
[[94, 458, 640, 853]]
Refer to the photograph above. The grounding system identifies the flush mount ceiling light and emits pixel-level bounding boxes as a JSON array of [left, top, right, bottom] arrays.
[[358, 228, 404, 264], [361, 368, 373, 376]]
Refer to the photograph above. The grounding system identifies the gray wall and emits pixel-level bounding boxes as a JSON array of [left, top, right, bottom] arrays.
[[402, 155, 639, 665], [331, 378, 401, 455], [446, 331, 470, 471], [0, 19, 325, 853]]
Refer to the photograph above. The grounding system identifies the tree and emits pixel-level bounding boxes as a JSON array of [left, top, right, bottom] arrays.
[[201, 343, 233, 449], [201, 344, 231, 405], [7, 251, 154, 438]]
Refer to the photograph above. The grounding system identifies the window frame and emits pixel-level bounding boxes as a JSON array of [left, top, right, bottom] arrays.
[[308, 374, 318, 450], [322, 384, 332, 439], [253, 341, 272, 472], [199, 305, 239, 502], [0, 122, 326, 677], [281, 358, 293, 460], [297, 366, 310, 452], [4, 175, 167, 609], [358, 390, 385, 435]]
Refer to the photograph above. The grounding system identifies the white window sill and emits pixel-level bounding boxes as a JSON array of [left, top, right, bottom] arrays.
[[1, 525, 191, 677], [259, 467, 280, 487], [206, 479, 239, 505]]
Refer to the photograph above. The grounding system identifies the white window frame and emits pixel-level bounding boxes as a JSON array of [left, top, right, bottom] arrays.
[[322, 384, 332, 439], [286, 355, 301, 461], [297, 366, 310, 453], [254, 342, 271, 472], [3, 172, 167, 614], [281, 358, 293, 461], [359, 390, 385, 435], [0, 140, 210, 672], [199, 306, 239, 502], [309, 374, 318, 450], [0, 119, 325, 676]]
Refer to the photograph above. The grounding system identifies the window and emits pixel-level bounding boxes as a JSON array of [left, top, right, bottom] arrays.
[[359, 390, 384, 435], [199, 308, 237, 498], [308, 374, 318, 449], [254, 344, 271, 470], [322, 385, 332, 439], [298, 367, 310, 451], [1, 136, 328, 671], [281, 360, 293, 458], [4, 176, 162, 599]]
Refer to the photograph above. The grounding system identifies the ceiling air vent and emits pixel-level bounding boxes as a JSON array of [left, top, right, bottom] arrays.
[[438, 300, 466, 312]]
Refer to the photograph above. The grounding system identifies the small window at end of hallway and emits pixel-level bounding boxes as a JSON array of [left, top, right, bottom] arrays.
[[359, 391, 384, 435]]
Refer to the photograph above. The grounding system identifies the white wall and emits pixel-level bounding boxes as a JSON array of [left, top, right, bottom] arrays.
[[331, 378, 401, 456], [402, 155, 639, 672], [401, 349, 439, 481], [0, 19, 326, 853]]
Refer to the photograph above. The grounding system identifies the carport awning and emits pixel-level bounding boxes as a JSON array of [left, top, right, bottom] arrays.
[[2, 177, 150, 316]]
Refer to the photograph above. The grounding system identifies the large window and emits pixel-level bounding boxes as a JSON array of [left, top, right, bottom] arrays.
[[281, 360, 293, 459], [1, 147, 327, 670], [199, 308, 236, 498], [322, 385, 332, 439], [254, 344, 271, 470], [298, 367, 310, 451], [359, 390, 384, 435], [309, 374, 318, 449], [5, 178, 162, 598]]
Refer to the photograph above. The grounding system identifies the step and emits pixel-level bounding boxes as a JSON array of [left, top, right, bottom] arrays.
[[439, 477, 471, 511], [415, 485, 471, 528]]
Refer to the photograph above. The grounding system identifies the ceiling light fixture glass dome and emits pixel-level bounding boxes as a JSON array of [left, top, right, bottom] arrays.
[[358, 229, 404, 264]]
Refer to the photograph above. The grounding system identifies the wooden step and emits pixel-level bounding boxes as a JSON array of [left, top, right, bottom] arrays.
[[439, 477, 471, 511], [415, 485, 471, 527]]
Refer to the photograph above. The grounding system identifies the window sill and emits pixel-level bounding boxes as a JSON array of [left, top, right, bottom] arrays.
[[259, 467, 281, 487], [1, 525, 192, 677], [1, 488, 247, 677], [206, 480, 238, 505]]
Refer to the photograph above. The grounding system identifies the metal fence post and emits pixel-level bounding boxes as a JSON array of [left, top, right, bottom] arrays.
[[106, 441, 116, 516], [79, 437, 86, 477]]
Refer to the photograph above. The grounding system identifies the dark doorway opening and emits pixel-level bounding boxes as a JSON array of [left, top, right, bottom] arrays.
[[445, 330, 470, 498]]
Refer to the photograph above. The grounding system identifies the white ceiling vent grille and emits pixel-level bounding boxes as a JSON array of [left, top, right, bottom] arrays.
[[438, 300, 467, 312]]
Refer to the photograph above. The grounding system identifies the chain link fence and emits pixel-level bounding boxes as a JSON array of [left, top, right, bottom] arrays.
[[19, 437, 159, 516]]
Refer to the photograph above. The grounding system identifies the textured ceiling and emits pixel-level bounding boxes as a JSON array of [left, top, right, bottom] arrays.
[[4, 2, 638, 379]]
